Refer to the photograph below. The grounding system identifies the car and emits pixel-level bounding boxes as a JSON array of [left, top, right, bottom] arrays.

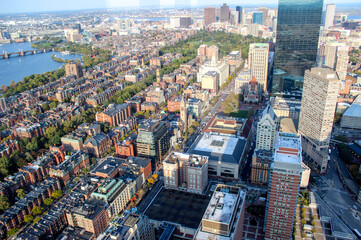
[[340, 209, 344, 214], [353, 205, 358, 210]]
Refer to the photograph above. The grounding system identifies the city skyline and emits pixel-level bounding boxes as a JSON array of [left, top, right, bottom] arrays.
[[1, 0, 361, 14]]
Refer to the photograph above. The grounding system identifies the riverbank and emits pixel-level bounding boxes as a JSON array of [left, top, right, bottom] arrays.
[[0, 42, 82, 87]]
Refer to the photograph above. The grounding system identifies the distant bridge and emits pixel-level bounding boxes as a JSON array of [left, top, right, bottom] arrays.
[[0, 48, 55, 59]]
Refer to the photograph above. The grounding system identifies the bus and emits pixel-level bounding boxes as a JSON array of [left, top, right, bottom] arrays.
[[353, 229, 361, 239]]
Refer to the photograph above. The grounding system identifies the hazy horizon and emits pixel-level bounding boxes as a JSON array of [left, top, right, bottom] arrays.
[[1, 0, 361, 14]]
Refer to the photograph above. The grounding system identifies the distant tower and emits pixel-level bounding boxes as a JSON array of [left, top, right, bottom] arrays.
[[156, 68, 161, 82], [325, 4, 336, 29], [180, 95, 188, 131]]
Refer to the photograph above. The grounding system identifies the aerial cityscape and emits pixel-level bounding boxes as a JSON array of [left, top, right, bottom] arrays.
[[0, 0, 361, 240]]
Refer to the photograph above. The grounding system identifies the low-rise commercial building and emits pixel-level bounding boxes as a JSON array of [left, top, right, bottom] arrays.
[[194, 184, 246, 240]]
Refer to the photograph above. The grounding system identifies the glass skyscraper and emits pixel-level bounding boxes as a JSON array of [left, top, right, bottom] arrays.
[[236, 6, 242, 24], [253, 12, 263, 25], [272, 0, 324, 94]]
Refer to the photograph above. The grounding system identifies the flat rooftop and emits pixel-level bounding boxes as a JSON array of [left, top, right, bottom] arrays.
[[145, 188, 211, 229], [189, 133, 246, 164], [275, 133, 302, 165], [203, 191, 237, 224]]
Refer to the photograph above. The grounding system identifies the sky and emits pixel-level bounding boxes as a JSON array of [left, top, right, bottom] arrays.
[[0, 0, 360, 14]]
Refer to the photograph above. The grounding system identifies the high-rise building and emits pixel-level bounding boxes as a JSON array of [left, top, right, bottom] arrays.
[[65, 63, 83, 79], [325, 4, 336, 29], [298, 68, 339, 173], [259, 7, 269, 25], [236, 6, 242, 24], [180, 95, 188, 131], [335, 46, 349, 81], [324, 42, 349, 80], [272, 0, 323, 94], [204, 7, 216, 25], [220, 3, 230, 22], [253, 12, 263, 25], [264, 132, 302, 240], [137, 120, 170, 170], [256, 105, 278, 151], [74, 23, 82, 33], [194, 184, 246, 240], [163, 152, 208, 194], [249, 43, 270, 92]]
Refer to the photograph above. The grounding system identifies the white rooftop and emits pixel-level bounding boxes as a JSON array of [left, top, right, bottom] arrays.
[[203, 191, 237, 224], [274, 132, 302, 165], [194, 134, 238, 155]]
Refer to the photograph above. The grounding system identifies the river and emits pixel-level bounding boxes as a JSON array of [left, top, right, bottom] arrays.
[[0, 42, 82, 86]]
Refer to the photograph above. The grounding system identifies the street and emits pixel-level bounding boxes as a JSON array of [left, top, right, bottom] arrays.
[[311, 148, 361, 233]]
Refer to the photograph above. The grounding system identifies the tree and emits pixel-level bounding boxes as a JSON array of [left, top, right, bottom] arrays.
[[7, 228, 18, 237], [32, 206, 44, 216], [43, 198, 53, 206], [24, 215, 34, 223], [49, 101, 58, 109], [188, 127, 194, 134], [0, 194, 10, 211], [16, 189, 26, 199], [41, 103, 50, 111], [301, 232, 307, 238], [45, 127, 58, 139], [0, 155, 11, 176], [33, 216, 41, 224], [51, 190, 63, 199], [335, 135, 348, 143]]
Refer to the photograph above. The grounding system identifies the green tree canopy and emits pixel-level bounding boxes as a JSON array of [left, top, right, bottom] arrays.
[[0, 194, 10, 211], [31, 206, 44, 216], [16, 189, 26, 199], [51, 190, 63, 199]]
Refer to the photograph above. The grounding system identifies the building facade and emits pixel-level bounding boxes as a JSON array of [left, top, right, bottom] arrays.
[[195, 184, 246, 240], [96, 103, 131, 126], [163, 152, 208, 194], [249, 43, 269, 92], [299, 68, 339, 173], [272, 0, 323, 93], [264, 132, 302, 240], [256, 105, 278, 151], [137, 120, 170, 170]]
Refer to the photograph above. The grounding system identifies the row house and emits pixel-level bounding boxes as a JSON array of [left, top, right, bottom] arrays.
[[0, 178, 61, 232], [17, 192, 85, 240], [96, 103, 131, 127], [0, 140, 19, 157], [84, 133, 112, 158], [116, 134, 137, 158], [49, 151, 90, 186], [168, 95, 182, 112], [13, 122, 43, 138], [108, 117, 137, 145], [86, 85, 121, 106], [141, 102, 158, 112], [126, 96, 144, 113]]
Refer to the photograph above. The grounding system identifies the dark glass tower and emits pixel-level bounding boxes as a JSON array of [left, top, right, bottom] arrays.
[[236, 6, 242, 24], [272, 0, 324, 94]]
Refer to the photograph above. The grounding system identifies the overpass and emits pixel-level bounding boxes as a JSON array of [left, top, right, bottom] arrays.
[[0, 48, 55, 59]]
